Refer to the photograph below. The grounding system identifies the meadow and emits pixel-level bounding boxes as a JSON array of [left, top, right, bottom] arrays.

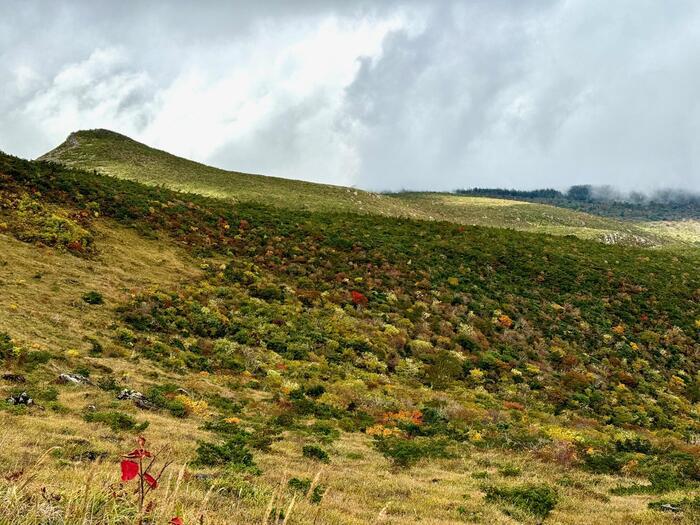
[[0, 148, 698, 524], [40, 130, 699, 249]]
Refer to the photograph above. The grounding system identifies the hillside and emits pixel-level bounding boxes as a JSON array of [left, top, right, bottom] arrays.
[[388, 192, 673, 246], [39, 129, 418, 217], [456, 187, 700, 222], [40, 129, 692, 248], [1, 150, 699, 524]]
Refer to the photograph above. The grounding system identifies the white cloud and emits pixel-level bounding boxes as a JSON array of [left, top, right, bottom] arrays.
[[1, 0, 699, 192]]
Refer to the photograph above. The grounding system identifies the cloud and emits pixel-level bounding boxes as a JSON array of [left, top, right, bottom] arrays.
[[342, 0, 700, 191], [1, 0, 699, 192]]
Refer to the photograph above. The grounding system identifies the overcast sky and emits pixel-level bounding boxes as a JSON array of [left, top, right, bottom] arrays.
[[2, 0, 699, 192]]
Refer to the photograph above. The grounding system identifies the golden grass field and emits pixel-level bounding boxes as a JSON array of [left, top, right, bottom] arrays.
[[1, 218, 697, 524]]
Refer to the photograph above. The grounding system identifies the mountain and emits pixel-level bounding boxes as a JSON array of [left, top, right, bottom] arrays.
[[1, 145, 699, 524], [39, 129, 419, 217], [41, 129, 693, 248]]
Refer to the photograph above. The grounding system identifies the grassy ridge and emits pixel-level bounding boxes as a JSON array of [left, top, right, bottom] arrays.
[[40, 129, 692, 247], [39, 129, 418, 217], [389, 192, 669, 245], [1, 150, 699, 523]]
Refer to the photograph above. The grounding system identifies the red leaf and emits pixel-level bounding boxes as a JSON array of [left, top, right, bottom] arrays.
[[144, 472, 158, 489], [170, 518, 184, 525], [126, 448, 152, 459], [120, 460, 139, 482], [351, 290, 368, 305]]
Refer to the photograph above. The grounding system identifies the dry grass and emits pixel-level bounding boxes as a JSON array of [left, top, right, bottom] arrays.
[[0, 190, 697, 524], [1, 400, 695, 524], [0, 217, 199, 352]]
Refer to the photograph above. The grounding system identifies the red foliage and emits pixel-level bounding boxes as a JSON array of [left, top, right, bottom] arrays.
[[120, 460, 139, 482], [144, 472, 158, 489], [351, 290, 368, 306], [170, 518, 184, 525], [67, 240, 83, 252], [117, 436, 172, 517]]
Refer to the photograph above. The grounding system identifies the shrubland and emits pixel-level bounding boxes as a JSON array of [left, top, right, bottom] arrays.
[[0, 150, 699, 523]]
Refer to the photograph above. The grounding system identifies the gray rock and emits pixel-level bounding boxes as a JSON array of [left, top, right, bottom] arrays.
[[57, 373, 92, 385], [116, 389, 155, 410], [7, 392, 33, 405]]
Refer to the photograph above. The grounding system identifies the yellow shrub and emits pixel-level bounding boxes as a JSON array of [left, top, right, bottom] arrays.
[[469, 369, 485, 382], [468, 430, 483, 442], [174, 394, 209, 416], [366, 425, 402, 438], [544, 425, 583, 444]]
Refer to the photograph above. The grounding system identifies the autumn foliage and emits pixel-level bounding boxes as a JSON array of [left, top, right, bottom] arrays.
[[119, 436, 175, 523]]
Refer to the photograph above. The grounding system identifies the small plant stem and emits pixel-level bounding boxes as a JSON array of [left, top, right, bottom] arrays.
[[139, 457, 145, 520]]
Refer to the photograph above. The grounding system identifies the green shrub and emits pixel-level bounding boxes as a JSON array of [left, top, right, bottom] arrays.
[[305, 422, 340, 444], [611, 469, 689, 496], [194, 436, 257, 472], [35, 387, 59, 402], [302, 444, 330, 463], [0, 332, 13, 358], [374, 436, 452, 468], [288, 477, 312, 493], [583, 451, 630, 474], [146, 384, 188, 418], [614, 435, 654, 454], [310, 484, 326, 504], [201, 420, 279, 452], [96, 375, 121, 392], [73, 366, 91, 377], [82, 291, 104, 305], [83, 410, 149, 433], [24, 350, 52, 369], [86, 338, 103, 356], [483, 483, 558, 520], [287, 477, 325, 504]]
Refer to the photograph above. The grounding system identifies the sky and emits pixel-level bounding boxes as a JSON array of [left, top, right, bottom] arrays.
[[1, 0, 699, 192]]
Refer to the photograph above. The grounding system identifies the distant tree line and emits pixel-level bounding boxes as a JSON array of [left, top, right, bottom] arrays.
[[455, 185, 700, 221]]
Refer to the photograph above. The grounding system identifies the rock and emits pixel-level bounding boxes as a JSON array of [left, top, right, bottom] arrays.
[[7, 392, 33, 405], [116, 389, 155, 410], [193, 473, 214, 482], [57, 373, 92, 385], [2, 373, 26, 383]]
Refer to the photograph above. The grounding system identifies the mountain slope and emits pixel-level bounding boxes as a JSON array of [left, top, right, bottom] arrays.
[[41, 129, 684, 247], [1, 150, 700, 523], [40, 129, 418, 217]]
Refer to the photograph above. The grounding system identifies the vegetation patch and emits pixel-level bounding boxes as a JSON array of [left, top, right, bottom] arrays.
[[483, 483, 558, 520], [194, 434, 258, 473], [83, 410, 149, 433], [373, 436, 453, 468]]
